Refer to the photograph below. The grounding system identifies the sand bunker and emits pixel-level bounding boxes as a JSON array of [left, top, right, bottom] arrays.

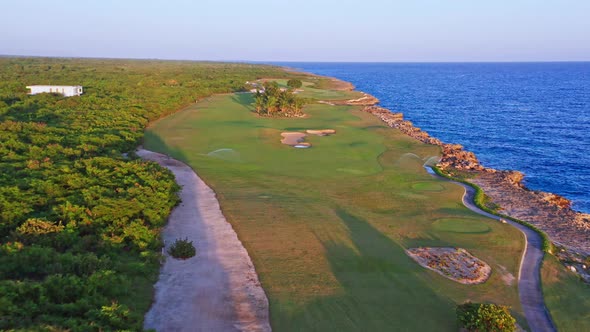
[[407, 247, 491, 284], [280, 129, 335, 149], [281, 132, 307, 146], [306, 129, 336, 136]]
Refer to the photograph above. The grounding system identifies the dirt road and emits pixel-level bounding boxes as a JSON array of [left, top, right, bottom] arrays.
[[138, 149, 271, 332]]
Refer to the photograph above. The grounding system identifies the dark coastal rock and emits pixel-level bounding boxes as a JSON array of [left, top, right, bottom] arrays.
[[472, 173, 590, 256], [362, 106, 484, 171], [505, 171, 525, 188], [541, 193, 572, 209], [362, 104, 590, 260]]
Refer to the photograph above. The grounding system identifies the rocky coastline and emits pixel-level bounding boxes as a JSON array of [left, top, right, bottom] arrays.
[[361, 104, 590, 278]]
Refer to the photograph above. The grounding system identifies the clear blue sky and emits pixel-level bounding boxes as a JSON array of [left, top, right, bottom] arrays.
[[1, 0, 589, 62]]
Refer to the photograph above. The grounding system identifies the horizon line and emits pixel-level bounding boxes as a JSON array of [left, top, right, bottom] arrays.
[[2, 53, 590, 64]]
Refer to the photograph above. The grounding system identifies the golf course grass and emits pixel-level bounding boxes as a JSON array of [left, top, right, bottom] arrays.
[[412, 181, 446, 192], [271, 78, 366, 101], [432, 218, 492, 234], [541, 255, 590, 331], [144, 84, 526, 331]]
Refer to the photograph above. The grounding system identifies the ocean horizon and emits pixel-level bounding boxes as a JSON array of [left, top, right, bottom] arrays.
[[276, 62, 590, 213]]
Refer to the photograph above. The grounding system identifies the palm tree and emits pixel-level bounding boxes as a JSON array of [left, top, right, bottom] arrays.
[[254, 92, 265, 114], [265, 95, 278, 114], [277, 93, 290, 113], [292, 97, 304, 115]]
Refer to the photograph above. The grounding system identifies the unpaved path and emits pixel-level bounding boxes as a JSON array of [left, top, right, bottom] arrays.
[[425, 167, 556, 332], [138, 149, 271, 332]]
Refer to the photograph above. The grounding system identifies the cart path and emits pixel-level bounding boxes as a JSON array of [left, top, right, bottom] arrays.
[[426, 167, 556, 332], [139, 149, 271, 332]]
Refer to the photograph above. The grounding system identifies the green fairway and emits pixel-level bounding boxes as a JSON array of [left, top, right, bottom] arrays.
[[412, 181, 446, 192], [145, 88, 525, 331], [541, 256, 590, 331], [432, 218, 492, 234]]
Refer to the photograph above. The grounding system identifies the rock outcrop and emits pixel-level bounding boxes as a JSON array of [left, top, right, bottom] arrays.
[[344, 93, 380, 106], [362, 106, 483, 170], [328, 93, 380, 106], [363, 105, 590, 258]]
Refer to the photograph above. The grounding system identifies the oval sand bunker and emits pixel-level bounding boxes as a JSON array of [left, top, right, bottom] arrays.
[[281, 132, 308, 146], [306, 129, 336, 136], [407, 247, 491, 284], [281, 129, 336, 148]]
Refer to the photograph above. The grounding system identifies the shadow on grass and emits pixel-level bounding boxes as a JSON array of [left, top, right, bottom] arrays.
[[272, 207, 458, 332], [231, 92, 254, 108], [142, 130, 190, 164]]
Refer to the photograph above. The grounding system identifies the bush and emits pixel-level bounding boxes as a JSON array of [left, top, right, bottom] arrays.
[[167, 238, 196, 259], [457, 302, 516, 332], [287, 79, 302, 89]]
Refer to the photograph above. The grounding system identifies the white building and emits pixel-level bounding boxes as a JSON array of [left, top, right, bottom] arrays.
[[26, 85, 83, 97]]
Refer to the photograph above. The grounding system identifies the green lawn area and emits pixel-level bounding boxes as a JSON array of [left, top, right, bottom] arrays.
[[269, 78, 366, 101], [144, 89, 525, 331], [541, 255, 590, 331]]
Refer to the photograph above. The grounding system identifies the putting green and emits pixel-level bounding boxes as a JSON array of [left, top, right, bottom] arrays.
[[412, 181, 445, 192], [432, 218, 491, 234]]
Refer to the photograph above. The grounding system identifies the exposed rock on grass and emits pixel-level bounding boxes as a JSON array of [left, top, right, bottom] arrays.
[[407, 247, 491, 284]]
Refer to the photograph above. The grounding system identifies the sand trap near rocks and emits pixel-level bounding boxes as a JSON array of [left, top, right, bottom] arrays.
[[407, 247, 491, 284], [137, 149, 270, 332]]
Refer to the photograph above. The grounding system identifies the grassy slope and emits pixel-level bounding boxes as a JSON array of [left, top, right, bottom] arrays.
[[541, 255, 590, 331], [145, 90, 524, 331]]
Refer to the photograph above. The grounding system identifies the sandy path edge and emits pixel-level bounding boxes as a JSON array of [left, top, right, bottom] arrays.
[[137, 148, 271, 332], [425, 166, 556, 332]]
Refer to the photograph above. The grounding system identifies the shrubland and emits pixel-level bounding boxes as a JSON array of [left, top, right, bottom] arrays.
[[0, 57, 291, 331]]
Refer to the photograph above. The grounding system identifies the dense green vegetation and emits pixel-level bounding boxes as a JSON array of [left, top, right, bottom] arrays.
[[146, 86, 526, 331], [253, 81, 306, 116], [0, 57, 292, 331], [286, 79, 303, 89], [456, 302, 516, 332]]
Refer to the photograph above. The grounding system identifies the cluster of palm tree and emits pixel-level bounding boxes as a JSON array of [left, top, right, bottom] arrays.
[[253, 81, 305, 116]]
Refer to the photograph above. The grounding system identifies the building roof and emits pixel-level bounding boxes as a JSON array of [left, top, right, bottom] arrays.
[[26, 85, 82, 88]]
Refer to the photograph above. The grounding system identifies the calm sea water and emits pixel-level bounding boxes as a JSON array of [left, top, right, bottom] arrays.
[[277, 62, 590, 213]]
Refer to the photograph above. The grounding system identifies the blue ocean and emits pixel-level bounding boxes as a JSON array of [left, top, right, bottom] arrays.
[[278, 62, 590, 213]]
